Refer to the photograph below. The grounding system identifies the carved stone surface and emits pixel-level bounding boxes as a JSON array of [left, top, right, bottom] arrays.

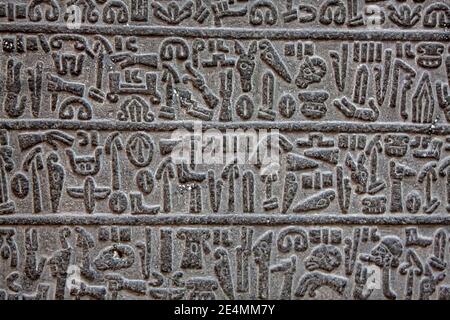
[[0, 0, 450, 300]]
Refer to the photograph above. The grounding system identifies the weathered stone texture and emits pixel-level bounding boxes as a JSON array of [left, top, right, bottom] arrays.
[[0, 0, 450, 300]]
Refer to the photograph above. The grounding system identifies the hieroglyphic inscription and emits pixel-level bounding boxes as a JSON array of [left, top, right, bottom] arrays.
[[0, 0, 450, 300]]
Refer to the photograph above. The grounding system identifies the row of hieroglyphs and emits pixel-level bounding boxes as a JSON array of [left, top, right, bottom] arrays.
[[0, 0, 448, 29], [0, 225, 450, 300], [0, 36, 448, 123], [2, 129, 450, 215]]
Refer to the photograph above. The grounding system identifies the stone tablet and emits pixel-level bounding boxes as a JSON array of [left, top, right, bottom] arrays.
[[0, 0, 449, 300]]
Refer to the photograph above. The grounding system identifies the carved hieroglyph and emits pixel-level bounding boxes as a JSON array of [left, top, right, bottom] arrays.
[[0, 0, 450, 300]]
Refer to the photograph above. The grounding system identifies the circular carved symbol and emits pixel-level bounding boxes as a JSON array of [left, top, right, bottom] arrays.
[[136, 169, 155, 195], [126, 133, 154, 168], [109, 191, 128, 214], [11, 173, 29, 199]]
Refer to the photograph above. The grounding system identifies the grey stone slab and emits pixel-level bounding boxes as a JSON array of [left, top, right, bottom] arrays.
[[0, 0, 449, 300]]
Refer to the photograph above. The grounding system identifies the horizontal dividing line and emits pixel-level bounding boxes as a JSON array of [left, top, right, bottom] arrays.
[[0, 24, 449, 41], [0, 120, 447, 134], [0, 214, 450, 226]]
